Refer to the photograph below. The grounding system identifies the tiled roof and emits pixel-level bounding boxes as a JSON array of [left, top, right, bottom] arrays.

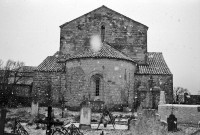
[[36, 56, 63, 72], [58, 42, 135, 63], [136, 52, 172, 75]]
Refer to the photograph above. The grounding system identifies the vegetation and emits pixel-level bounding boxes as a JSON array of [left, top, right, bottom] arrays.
[[0, 59, 25, 107]]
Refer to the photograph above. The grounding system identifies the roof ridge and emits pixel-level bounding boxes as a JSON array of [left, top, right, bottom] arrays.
[[147, 52, 162, 54]]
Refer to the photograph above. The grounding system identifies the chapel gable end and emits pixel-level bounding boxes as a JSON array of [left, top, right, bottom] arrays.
[[59, 5, 148, 64]]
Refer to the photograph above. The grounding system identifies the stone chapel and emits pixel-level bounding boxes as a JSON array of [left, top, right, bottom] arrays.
[[32, 5, 173, 109]]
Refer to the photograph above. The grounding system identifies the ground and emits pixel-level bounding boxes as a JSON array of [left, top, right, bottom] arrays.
[[2, 107, 200, 135]]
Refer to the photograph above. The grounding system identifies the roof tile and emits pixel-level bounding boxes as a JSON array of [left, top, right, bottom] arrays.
[[36, 56, 63, 72], [136, 52, 172, 75], [58, 42, 135, 63]]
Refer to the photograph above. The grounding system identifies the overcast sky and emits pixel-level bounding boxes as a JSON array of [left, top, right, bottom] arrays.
[[0, 0, 200, 94]]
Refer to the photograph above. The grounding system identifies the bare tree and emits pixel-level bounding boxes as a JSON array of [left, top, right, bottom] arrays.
[[173, 87, 190, 104], [198, 90, 200, 95], [0, 59, 3, 69], [0, 59, 25, 107]]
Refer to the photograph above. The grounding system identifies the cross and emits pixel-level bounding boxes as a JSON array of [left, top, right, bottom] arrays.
[[35, 106, 63, 135], [170, 104, 178, 114], [0, 108, 9, 135]]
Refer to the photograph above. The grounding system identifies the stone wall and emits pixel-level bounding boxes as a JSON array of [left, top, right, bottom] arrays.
[[32, 58, 136, 108], [60, 6, 148, 64], [32, 72, 62, 106], [158, 104, 200, 125], [63, 58, 136, 108], [134, 74, 173, 105]]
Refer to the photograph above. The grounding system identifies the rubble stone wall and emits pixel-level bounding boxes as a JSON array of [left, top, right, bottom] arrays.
[[60, 7, 148, 64]]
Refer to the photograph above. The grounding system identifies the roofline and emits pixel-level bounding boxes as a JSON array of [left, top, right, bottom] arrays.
[[60, 5, 148, 29], [35, 70, 63, 72], [58, 56, 136, 64], [135, 73, 173, 76]]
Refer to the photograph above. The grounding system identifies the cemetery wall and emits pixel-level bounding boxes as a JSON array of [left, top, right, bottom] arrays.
[[158, 104, 200, 125]]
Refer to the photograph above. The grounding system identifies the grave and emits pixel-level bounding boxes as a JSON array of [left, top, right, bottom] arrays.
[[129, 81, 167, 135], [167, 113, 177, 131], [0, 108, 8, 135], [129, 109, 167, 135], [158, 104, 200, 124], [79, 101, 91, 129], [35, 106, 63, 135], [31, 101, 39, 117], [159, 91, 166, 105]]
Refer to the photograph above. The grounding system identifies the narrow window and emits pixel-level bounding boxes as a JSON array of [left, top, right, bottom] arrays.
[[101, 25, 105, 42], [95, 78, 100, 96]]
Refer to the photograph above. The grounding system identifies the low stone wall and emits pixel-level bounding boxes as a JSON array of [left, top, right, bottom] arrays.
[[158, 104, 200, 125]]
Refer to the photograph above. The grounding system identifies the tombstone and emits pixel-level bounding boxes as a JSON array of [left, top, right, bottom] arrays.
[[144, 90, 153, 109], [79, 101, 91, 129], [167, 113, 177, 131], [31, 101, 39, 117], [138, 86, 153, 109], [159, 91, 166, 105], [129, 109, 167, 135]]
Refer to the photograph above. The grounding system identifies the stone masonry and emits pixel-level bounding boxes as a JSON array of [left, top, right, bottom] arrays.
[[32, 6, 173, 109]]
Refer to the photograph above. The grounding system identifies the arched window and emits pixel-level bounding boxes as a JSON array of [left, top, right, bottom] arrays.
[[95, 77, 100, 96], [91, 74, 103, 97], [101, 25, 105, 42]]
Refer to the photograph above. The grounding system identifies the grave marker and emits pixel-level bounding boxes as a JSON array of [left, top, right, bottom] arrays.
[[130, 109, 167, 135], [79, 101, 91, 129], [31, 101, 39, 117], [0, 109, 7, 135], [167, 113, 177, 131], [159, 91, 166, 105]]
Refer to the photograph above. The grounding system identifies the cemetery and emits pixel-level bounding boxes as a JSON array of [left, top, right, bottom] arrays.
[[1, 90, 200, 135]]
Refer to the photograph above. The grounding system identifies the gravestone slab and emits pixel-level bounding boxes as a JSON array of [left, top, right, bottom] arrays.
[[159, 91, 166, 105], [129, 109, 167, 135], [79, 106, 91, 129], [31, 101, 39, 117]]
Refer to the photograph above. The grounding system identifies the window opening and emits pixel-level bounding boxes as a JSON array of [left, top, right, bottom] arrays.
[[101, 25, 105, 42], [95, 78, 100, 96]]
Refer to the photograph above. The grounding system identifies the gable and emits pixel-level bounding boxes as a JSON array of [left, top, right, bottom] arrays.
[[60, 5, 148, 29], [59, 5, 148, 64]]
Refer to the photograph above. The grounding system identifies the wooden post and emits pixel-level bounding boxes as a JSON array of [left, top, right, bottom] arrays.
[[0, 108, 8, 135], [46, 106, 52, 135]]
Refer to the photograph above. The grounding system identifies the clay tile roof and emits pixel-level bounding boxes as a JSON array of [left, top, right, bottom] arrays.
[[36, 56, 63, 72], [59, 42, 135, 63], [136, 52, 172, 75]]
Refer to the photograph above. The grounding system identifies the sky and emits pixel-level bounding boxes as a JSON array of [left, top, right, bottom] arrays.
[[0, 0, 200, 94]]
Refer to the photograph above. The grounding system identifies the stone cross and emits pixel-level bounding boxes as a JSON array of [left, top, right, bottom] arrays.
[[35, 106, 63, 135]]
